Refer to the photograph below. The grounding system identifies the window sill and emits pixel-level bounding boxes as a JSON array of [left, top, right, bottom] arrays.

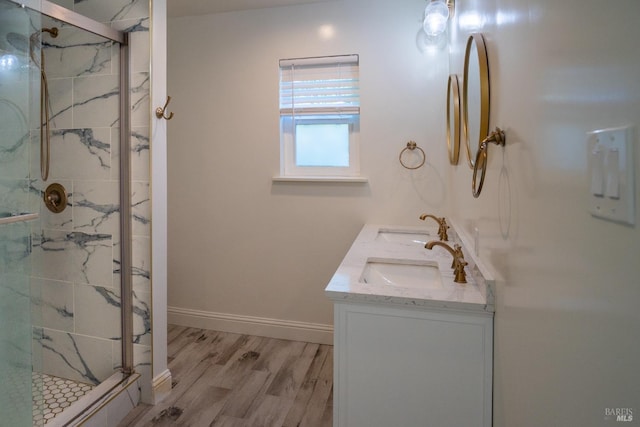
[[272, 175, 369, 183]]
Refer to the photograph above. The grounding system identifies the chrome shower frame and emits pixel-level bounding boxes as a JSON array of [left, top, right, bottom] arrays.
[[7, 0, 134, 383]]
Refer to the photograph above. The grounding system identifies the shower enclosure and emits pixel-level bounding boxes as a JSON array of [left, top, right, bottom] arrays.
[[0, 0, 136, 425]]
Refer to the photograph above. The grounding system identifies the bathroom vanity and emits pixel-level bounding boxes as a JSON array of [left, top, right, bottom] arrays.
[[325, 223, 495, 427]]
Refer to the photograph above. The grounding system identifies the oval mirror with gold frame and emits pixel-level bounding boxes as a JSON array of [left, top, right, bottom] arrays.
[[462, 33, 490, 169], [446, 74, 461, 165]]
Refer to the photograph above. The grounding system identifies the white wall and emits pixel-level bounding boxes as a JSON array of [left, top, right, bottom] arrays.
[[150, 0, 171, 403], [167, 0, 449, 340], [168, 0, 640, 424], [448, 0, 640, 426]]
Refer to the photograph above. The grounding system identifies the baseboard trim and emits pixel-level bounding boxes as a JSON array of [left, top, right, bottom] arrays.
[[167, 306, 334, 345], [151, 369, 172, 404]]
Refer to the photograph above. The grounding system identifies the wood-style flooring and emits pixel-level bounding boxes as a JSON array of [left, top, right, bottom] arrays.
[[118, 325, 333, 427]]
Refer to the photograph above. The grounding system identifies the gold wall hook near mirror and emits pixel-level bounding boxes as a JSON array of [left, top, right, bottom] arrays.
[[399, 141, 426, 169], [44, 182, 68, 213], [472, 127, 506, 198], [155, 95, 174, 120]]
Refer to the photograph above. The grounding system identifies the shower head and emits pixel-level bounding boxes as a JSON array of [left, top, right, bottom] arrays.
[[5, 27, 59, 54], [5, 32, 28, 53]]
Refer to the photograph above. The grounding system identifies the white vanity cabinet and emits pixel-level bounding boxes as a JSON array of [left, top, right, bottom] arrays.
[[326, 223, 495, 427], [333, 301, 493, 427]]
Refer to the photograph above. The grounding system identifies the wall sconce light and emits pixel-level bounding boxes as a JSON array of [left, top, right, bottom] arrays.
[[423, 0, 455, 37]]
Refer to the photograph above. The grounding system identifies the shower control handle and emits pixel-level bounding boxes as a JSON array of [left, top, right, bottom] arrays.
[[44, 183, 68, 214], [47, 193, 59, 207]]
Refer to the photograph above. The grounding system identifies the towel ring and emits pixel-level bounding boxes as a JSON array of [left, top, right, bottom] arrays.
[[472, 127, 505, 198], [399, 141, 426, 170]]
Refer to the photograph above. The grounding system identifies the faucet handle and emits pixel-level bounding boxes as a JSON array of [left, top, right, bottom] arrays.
[[450, 244, 464, 267], [438, 219, 449, 241], [452, 244, 467, 283], [453, 257, 468, 283]]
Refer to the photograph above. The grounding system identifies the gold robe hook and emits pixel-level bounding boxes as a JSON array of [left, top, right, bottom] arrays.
[[155, 96, 174, 120]]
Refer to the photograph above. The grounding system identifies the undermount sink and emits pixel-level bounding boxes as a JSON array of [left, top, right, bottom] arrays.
[[375, 229, 431, 246], [360, 260, 443, 290]]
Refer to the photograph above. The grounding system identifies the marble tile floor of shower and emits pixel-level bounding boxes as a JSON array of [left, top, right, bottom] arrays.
[[32, 373, 95, 425]]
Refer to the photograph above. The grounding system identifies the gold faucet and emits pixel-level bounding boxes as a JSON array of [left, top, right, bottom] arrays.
[[425, 240, 468, 284], [419, 214, 449, 241]]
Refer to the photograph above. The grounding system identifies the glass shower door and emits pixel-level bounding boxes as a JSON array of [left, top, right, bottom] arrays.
[[1, 0, 134, 424], [0, 221, 39, 426], [0, 1, 42, 425], [26, 12, 131, 427], [30, 10, 124, 388]]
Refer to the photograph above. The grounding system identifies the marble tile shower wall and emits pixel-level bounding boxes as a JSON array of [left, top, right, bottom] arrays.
[[30, 0, 153, 401]]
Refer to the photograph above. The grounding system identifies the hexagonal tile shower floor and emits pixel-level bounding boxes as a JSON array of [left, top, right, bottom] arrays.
[[32, 373, 94, 425]]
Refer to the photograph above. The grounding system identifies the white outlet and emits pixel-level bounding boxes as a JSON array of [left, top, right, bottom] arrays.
[[587, 126, 635, 225]]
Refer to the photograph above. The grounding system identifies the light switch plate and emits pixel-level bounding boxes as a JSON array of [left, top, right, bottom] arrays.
[[587, 126, 635, 225]]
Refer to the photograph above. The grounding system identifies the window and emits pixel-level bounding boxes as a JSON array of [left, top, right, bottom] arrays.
[[278, 54, 361, 179]]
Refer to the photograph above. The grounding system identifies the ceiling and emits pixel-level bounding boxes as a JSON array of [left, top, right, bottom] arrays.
[[167, 0, 335, 18]]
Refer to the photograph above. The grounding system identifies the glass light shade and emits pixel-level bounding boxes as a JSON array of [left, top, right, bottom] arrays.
[[423, 0, 450, 36]]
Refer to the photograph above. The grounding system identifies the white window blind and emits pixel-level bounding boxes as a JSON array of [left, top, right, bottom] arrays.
[[279, 54, 360, 116]]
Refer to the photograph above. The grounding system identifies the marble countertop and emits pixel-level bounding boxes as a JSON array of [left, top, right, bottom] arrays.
[[324, 223, 495, 314]]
